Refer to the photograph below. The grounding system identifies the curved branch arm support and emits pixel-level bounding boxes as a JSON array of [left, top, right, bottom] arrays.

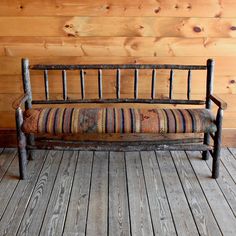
[[12, 93, 29, 110], [209, 94, 227, 110]]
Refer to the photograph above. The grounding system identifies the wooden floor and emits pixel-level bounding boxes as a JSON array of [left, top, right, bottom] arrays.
[[0, 148, 236, 236]]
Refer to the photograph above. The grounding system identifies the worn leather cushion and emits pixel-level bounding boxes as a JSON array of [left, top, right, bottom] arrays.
[[22, 108, 217, 134]]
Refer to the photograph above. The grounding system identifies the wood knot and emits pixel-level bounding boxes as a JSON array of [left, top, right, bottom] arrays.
[[193, 26, 201, 33], [154, 7, 161, 14], [175, 4, 179, 9], [19, 5, 24, 9], [230, 26, 236, 31], [187, 4, 192, 9], [106, 5, 110, 10], [230, 79, 235, 84]]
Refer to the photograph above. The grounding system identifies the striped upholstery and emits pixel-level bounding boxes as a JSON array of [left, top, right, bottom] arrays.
[[22, 108, 216, 134]]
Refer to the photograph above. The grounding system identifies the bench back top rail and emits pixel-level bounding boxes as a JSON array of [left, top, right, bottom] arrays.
[[22, 59, 214, 107]]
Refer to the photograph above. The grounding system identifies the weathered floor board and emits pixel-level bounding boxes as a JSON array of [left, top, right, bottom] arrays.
[[0, 150, 47, 236], [140, 151, 176, 236], [171, 151, 221, 236], [109, 152, 130, 236], [86, 151, 108, 236], [63, 151, 93, 236], [187, 150, 236, 235], [0, 148, 235, 236], [17, 150, 63, 236], [39, 151, 78, 236], [157, 151, 199, 236], [125, 152, 154, 236]]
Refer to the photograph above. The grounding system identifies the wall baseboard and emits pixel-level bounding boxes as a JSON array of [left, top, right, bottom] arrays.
[[0, 129, 236, 148]]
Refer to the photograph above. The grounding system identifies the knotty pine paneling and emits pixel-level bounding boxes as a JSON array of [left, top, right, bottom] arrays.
[[0, 0, 235, 17], [1, 17, 236, 37], [0, 0, 235, 146]]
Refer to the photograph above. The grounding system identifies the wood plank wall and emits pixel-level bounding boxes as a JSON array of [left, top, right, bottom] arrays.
[[0, 0, 235, 145]]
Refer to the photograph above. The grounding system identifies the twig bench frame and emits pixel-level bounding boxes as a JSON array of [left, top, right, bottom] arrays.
[[14, 58, 227, 180]]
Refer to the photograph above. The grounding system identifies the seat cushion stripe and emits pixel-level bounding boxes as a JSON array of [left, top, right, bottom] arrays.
[[23, 108, 217, 134]]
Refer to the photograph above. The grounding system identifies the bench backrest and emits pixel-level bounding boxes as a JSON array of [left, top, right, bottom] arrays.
[[21, 58, 214, 109]]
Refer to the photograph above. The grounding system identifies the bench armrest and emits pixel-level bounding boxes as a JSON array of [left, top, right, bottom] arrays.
[[209, 94, 227, 110], [12, 93, 29, 110]]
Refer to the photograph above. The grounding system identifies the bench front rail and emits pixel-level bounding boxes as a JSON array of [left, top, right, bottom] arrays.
[[14, 58, 226, 179]]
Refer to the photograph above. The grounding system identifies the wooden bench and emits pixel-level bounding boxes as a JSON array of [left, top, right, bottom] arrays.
[[13, 58, 227, 179]]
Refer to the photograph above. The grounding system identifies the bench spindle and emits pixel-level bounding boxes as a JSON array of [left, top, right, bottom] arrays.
[[62, 70, 67, 100], [98, 69, 102, 99], [116, 69, 120, 99], [134, 69, 139, 99], [169, 69, 174, 99], [187, 70, 192, 100], [44, 69, 49, 100], [80, 69, 85, 99], [151, 69, 156, 99]]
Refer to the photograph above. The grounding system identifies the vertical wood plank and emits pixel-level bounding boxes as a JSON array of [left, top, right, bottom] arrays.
[[86, 151, 108, 236], [63, 151, 93, 236], [62, 70, 67, 100], [140, 151, 176, 236], [39, 151, 78, 236], [80, 69, 85, 99], [151, 69, 156, 99], [187, 151, 236, 235], [44, 69, 49, 100], [16, 151, 63, 236], [0, 150, 47, 236], [125, 152, 154, 236], [171, 151, 222, 236], [109, 152, 130, 236], [116, 69, 120, 99], [156, 151, 199, 236]]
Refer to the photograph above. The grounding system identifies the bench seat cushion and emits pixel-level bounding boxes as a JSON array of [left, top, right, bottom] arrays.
[[22, 108, 216, 134]]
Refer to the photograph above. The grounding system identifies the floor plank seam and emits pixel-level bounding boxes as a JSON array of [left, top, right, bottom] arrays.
[[185, 151, 224, 236], [14, 150, 50, 236], [154, 151, 178, 236], [170, 151, 202, 236], [204, 153, 236, 218], [227, 148, 236, 161], [36, 150, 65, 236], [139, 151, 155, 236], [0, 149, 17, 183], [84, 151, 95, 236], [220, 159, 236, 185], [0, 154, 20, 221], [61, 150, 80, 235], [124, 152, 133, 236]]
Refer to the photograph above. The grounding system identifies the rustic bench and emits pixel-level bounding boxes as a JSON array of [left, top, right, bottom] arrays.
[[13, 58, 227, 179]]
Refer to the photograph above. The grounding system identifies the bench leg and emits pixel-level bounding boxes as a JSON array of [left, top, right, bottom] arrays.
[[202, 133, 210, 160], [16, 108, 28, 180], [212, 108, 223, 179], [27, 134, 35, 160]]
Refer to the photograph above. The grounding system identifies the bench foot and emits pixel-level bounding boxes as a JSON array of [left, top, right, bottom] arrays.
[[211, 108, 223, 179], [18, 146, 28, 180]]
